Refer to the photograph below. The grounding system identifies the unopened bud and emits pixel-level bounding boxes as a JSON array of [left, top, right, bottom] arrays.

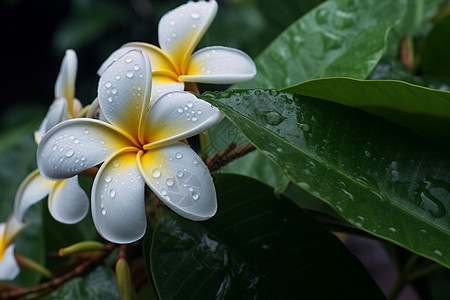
[[58, 241, 105, 257], [116, 258, 135, 300]]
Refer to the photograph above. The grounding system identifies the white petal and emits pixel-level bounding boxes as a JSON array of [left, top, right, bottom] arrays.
[[143, 91, 223, 148], [37, 118, 134, 180], [48, 176, 89, 224], [92, 150, 146, 243], [0, 245, 20, 280], [3, 217, 26, 246], [180, 46, 257, 83], [14, 169, 53, 222], [97, 46, 136, 76], [151, 75, 184, 103], [35, 98, 69, 144], [98, 49, 152, 142], [138, 142, 217, 220], [125, 42, 178, 75], [159, 0, 218, 73], [54, 49, 77, 106]]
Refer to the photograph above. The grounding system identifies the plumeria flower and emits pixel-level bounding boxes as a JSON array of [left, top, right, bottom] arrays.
[[98, 0, 256, 101], [0, 216, 25, 280], [37, 49, 223, 244], [16, 49, 89, 225]]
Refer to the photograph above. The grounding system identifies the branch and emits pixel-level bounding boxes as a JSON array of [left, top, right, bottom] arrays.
[[206, 143, 255, 172]]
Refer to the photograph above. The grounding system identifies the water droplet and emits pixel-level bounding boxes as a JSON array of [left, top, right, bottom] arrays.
[[167, 93, 173, 98], [133, 64, 140, 71], [265, 111, 285, 126], [110, 189, 116, 198], [101, 208, 107, 215], [187, 101, 193, 108], [364, 150, 371, 157], [52, 145, 57, 151], [161, 189, 167, 196], [125, 57, 133, 63], [105, 81, 112, 88], [169, 20, 176, 26], [65, 149, 74, 157], [111, 88, 118, 94], [177, 107, 183, 113], [269, 90, 278, 96], [177, 171, 184, 178], [193, 159, 198, 165], [107, 96, 113, 102], [175, 152, 183, 159], [191, 116, 198, 122], [152, 169, 161, 178], [434, 250, 443, 256], [126, 71, 134, 78], [81, 156, 86, 161], [83, 129, 90, 135], [192, 192, 199, 201], [105, 174, 112, 183], [388, 227, 397, 232], [191, 12, 200, 19], [115, 75, 121, 80], [197, 109, 202, 115], [166, 178, 174, 187], [113, 160, 120, 167]]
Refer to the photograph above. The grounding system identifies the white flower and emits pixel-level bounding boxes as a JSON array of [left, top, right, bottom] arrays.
[[37, 49, 222, 244], [98, 0, 256, 100], [0, 216, 26, 280], [16, 49, 89, 225]]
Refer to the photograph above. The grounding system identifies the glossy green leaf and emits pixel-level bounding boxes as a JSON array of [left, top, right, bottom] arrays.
[[200, 89, 450, 268], [234, 0, 405, 89], [283, 77, 450, 148], [46, 265, 121, 300], [420, 14, 450, 77], [150, 174, 385, 300]]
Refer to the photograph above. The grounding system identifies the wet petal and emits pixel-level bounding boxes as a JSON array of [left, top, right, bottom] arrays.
[[97, 46, 135, 76], [14, 169, 53, 222], [125, 42, 178, 76], [0, 245, 20, 280], [98, 49, 152, 142], [143, 92, 222, 147], [151, 75, 184, 103], [3, 217, 26, 247], [49, 176, 89, 224], [180, 46, 257, 83], [92, 150, 146, 243], [54, 49, 77, 106], [138, 142, 217, 220], [37, 118, 134, 180], [159, 0, 218, 73]]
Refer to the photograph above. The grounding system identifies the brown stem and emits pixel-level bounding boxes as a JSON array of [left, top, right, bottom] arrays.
[[0, 243, 118, 300], [184, 82, 200, 94], [206, 143, 255, 172]]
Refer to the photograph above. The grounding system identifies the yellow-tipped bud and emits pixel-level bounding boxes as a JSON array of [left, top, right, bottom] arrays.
[[58, 241, 105, 257], [115, 258, 135, 300]]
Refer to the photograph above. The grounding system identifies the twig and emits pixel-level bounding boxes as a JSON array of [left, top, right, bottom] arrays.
[[0, 243, 118, 300], [206, 143, 256, 172]]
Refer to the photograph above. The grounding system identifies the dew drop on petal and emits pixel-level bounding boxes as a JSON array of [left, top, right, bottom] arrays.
[[111, 88, 118, 95], [187, 101, 193, 108], [73, 138, 80, 144], [107, 96, 113, 102], [65, 149, 74, 157], [133, 64, 140, 71], [167, 93, 173, 98], [192, 192, 199, 201], [125, 57, 133, 63], [166, 178, 174, 187], [191, 12, 200, 19], [113, 160, 120, 167], [101, 208, 107, 215], [177, 107, 183, 113], [105, 174, 112, 183], [177, 171, 184, 178], [110, 189, 116, 198], [126, 71, 134, 78], [105, 81, 112, 88], [152, 169, 161, 178], [83, 129, 90, 135], [52, 145, 57, 151], [175, 152, 183, 159]]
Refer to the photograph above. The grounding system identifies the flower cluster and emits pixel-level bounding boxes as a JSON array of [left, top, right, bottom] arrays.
[[0, 0, 255, 280]]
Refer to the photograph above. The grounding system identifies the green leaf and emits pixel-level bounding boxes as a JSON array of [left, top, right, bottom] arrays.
[[283, 77, 450, 148], [200, 89, 450, 268], [150, 174, 385, 300], [420, 14, 450, 78], [234, 0, 406, 89], [46, 265, 121, 300]]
